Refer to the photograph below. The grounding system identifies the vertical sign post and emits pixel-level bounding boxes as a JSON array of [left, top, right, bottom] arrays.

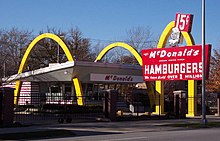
[[202, 0, 207, 125]]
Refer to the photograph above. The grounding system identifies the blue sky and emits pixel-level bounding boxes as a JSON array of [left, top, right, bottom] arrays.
[[0, 0, 219, 49]]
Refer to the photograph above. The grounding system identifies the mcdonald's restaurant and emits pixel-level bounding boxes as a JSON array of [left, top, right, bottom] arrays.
[[1, 12, 219, 125], [3, 61, 149, 107]]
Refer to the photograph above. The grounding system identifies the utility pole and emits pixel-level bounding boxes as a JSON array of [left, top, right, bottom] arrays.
[[201, 0, 207, 125]]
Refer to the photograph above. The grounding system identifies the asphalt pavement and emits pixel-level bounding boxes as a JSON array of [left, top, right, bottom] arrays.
[[0, 115, 220, 140]]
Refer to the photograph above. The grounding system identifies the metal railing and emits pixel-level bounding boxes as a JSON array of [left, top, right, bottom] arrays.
[[13, 93, 217, 124]]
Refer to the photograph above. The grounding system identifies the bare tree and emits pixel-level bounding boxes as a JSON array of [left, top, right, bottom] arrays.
[[66, 27, 96, 61], [0, 28, 32, 77], [90, 42, 112, 63], [126, 26, 155, 52], [112, 26, 156, 64], [25, 27, 96, 71]]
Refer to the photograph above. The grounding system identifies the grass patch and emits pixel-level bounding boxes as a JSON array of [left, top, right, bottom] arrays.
[[0, 129, 75, 140]]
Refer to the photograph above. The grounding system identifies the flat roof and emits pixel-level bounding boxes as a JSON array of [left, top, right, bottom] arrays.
[[3, 61, 143, 83]]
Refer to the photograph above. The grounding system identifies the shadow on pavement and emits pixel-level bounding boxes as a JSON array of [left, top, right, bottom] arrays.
[[0, 129, 121, 140]]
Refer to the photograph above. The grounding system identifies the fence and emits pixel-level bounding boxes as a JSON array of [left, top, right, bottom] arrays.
[[14, 95, 104, 124], [13, 93, 217, 124], [164, 94, 217, 115]]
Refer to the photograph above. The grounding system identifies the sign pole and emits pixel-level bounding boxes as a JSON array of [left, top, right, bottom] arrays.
[[201, 0, 207, 124]]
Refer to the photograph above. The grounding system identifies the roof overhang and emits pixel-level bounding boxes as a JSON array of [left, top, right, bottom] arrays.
[[2, 61, 143, 83]]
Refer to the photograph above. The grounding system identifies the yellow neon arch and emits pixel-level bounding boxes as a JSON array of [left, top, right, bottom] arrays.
[[95, 42, 143, 65], [14, 33, 84, 105], [18, 33, 74, 73], [95, 42, 155, 108], [155, 21, 196, 116]]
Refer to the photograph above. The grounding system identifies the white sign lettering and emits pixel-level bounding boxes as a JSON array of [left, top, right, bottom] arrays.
[[90, 73, 143, 83]]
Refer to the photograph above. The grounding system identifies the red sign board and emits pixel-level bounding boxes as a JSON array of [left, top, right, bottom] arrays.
[[142, 45, 211, 81], [175, 13, 193, 32]]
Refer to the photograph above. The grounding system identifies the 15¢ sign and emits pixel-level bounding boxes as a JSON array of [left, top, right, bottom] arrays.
[[175, 13, 193, 32]]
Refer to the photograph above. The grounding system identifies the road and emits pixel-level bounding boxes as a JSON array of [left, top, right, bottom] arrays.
[[1, 118, 220, 140], [43, 125, 220, 141]]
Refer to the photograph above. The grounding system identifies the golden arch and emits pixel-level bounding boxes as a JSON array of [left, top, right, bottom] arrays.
[[14, 33, 84, 105], [95, 42, 142, 65], [155, 21, 196, 117], [95, 42, 155, 108]]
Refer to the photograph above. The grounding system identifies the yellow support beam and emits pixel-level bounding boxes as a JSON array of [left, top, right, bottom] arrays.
[[73, 78, 84, 105], [182, 31, 197, 117], [154, 21, 175, 115], [187, 80, 197, 117], [155, 81, 164, 114]]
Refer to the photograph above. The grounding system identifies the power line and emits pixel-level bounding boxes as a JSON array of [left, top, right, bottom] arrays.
[[88, 38, 158, 44], [30, 33, 157, 44]]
